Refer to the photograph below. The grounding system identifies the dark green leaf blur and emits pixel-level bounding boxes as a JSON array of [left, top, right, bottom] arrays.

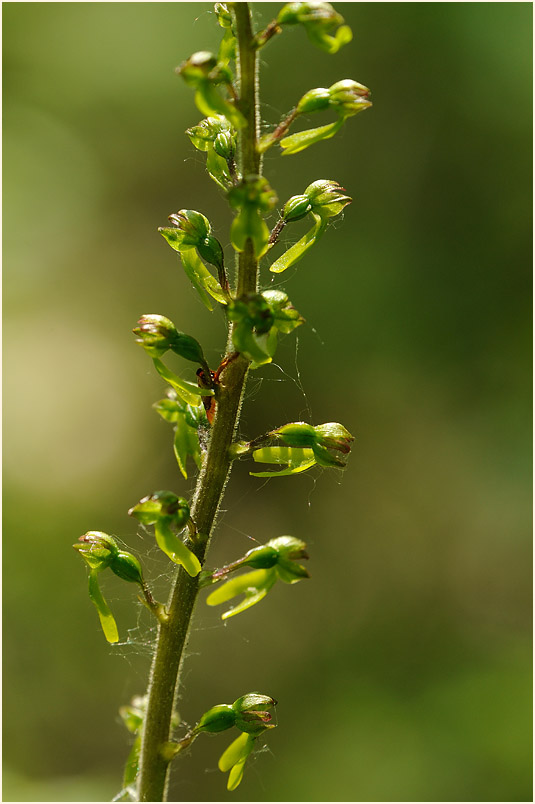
[[3, 2, 532, 801]]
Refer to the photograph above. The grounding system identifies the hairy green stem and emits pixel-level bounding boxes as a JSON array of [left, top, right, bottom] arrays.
[[136, 4, 259, 801]]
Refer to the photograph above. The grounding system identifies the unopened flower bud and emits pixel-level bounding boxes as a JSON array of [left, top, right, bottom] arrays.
[[214, 129, 235, 160], [178, 51, 221, 87], [73, 531, 118, 571], [269, 535, 310, 581], [133, 314, 178, 358], [314, 422, 354, 453], [232, 693, 276, 734], [196, 704, 236, 734], [328, 79, 371, 115], [128, 491, 190, 529], [269, 535, 309, 561], [133, 313, 207, 366], [305, 179, 351, 217], [166, 209, 210, 247]]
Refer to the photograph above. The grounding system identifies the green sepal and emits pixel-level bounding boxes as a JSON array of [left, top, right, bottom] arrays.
[[229, 291, 303, 364], [230, 207, 271, 258], [120, 698, 146, 735], [232, 320, 273, 366], [88, 569, 119, 643], [158, 234, 227, 310], [277, 2, 353, 54], [194, 82, 245, 130], [122, 736, 141, 792], [250, 446, 317, 477], [74, 531, 118, 571], [269, 214, 326, 273], [232, 693, 276, 734], [262, 289, 304, 334], [276, 559, 309, 583], [155, 520, 201, 577], [173, 420, 202, 479], [177, 50, 245, 129], [215, 3, 236, 65], [128, 490, 190, 528], [152, 358, 211, 407], [228, 176, 277, 257], [280, 118, 344, 155], [154, 394, 205, 479], [206, 146, 232, 189], [187, 115, 236, 189], [119, 697, 146, 793], [153, 397, 183, 424], [307, 22, 352, 53]]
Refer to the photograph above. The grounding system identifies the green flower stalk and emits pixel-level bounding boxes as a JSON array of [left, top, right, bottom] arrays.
[[75, 3, 369, 800]]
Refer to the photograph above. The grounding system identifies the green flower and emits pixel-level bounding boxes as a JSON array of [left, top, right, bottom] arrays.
[[177, 50, 245, 129], [129, 492, 201, 577], [133, 313, 208, 367], [228, 291, 303, 365], [206, 536, 309, 618], [159, 209, 229, 308], [270, 180, 351, 273], [73, 532, 147, 643], [228, 176, 277, 257], [277, 2, 353, 54]]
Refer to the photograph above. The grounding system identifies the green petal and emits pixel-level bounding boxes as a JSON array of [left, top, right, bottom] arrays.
[[152, 358, 209, 407], [122, 735, 141, 789], [88, 570, 119, 643], [206, 146, 231, 189], [154, 521, 201, 577], [232, 322, 273, 366], [180, 248, 227, 309], [280, 118, 344, 155], [250, 446, 317, 476], [153, 398, 183, 423], [206, 568, 272, 606], [221, 588, 270, 619], [218, 731, 250, 773], [173, 424, 190, 479], [227, 758, 247, 790], [308, 24, 353, 54], [269, 215, 326, 274]]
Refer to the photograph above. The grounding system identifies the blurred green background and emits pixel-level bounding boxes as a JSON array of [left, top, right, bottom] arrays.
[[3, 2, 532, 801]]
